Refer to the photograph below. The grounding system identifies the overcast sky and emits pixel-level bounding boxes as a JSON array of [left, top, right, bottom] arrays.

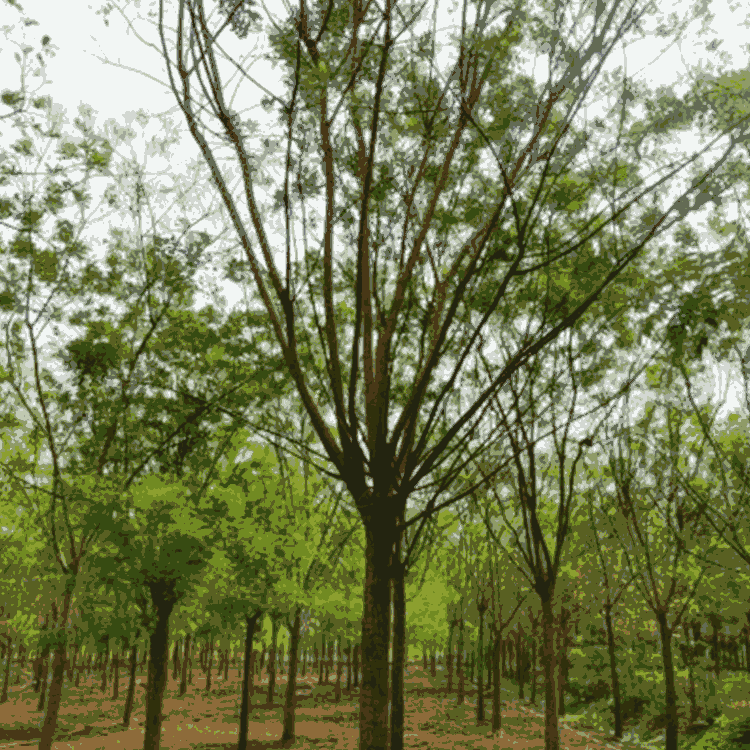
[[1, 0, 749, 417]]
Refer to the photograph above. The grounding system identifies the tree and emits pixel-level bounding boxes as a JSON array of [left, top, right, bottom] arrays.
[[100, 0, 750, 747]]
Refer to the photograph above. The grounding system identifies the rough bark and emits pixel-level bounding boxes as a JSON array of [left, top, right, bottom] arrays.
[[237, 610, 262, 750], [282, 607, 302, 744]]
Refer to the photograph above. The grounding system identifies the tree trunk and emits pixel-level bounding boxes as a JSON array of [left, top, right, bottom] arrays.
[[604, 605, 623, 738], [237, 610, 262, 750], [38, 585, 74, 750], [112, 651, 120, 699], [179, 633, 191, 697], [302, 648, 307, 678], [172, 640, 180, 681], [223, 648, 229, 681], [268, 617, 279, 704], [353, 642, 360, 688], [123, 639, 138, 727], [390, 556, 406, 750], [516, 626, 524, 701], [681, 622, 699, 725], [423, 647, 427, 671], [37, 647, 50, 711], [346, 644, 352, 691], [282, 607, 302, 744], [656, 611, 678, 750], [491, 631, 501, 734], [457, 617, 465, 705], [205, 637, 214, 695], [430, 650, 436, 678], [446, 619, 456, 693], [101, 635, 109, 694], [318, 636, 324, 685], [358, 520, 392, 750], [709, 613, 721, 680], [335, 635, 343, 703], [541, 595, 559, 750], [477, 608, 485, 724], [0, 637, 11, 704], [142, 589, 176, 750]]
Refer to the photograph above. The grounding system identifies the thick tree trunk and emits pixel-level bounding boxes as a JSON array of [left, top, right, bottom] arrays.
[[282, 607, 302, 743], [143, 590, 176, 750], [656, 611, 678, 750], [604, 605, 622, 738], [390, 557, 406, 750], [541, 596, 559, 750], [38, 586, 74, 750], [179, 633, 191, 697], [358, 521, 392, 750], [123, 640, 138, 726], [237, 610, 262, 750]]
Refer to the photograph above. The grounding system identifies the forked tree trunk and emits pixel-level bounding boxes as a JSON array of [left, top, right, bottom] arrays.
[[282, 607, 302, 743], [237, 610, 262, 750]]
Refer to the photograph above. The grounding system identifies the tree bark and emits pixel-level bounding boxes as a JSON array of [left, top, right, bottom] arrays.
[[541, 596, 559, 750], [358, 520, 392, 750], [353, 642, 360, 688], [179, 633, 191, 697], [123, 639, 138, 726], [656, 611, 678, 750], [112, 651, 120, 699], [282, 607, 302, 744], [268, 616, 279, 704], [457, 617, 465, 705], [142, 586, 177, 750], [38, 586, 74, 750], [491, 631, 501, 734], [335, 634, 343, 703], [237, 610, 262, 750], [477, 604, 486, 724], [446, 619, 456, 693], [0, 637, 11, 704], [604, 605, 622, 738], [430, 650, 436, 678], [172, 640, 180, 681], [390, 554, 406, 750], [205, 636, 214, 695]]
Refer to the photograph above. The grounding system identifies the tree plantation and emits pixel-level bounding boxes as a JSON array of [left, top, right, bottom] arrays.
[[1, 0, 750, 749]]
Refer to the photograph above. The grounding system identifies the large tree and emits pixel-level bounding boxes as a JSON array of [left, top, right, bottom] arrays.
[[98, 0, 750, 747]]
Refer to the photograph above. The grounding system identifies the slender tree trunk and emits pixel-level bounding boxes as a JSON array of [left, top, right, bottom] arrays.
[[353, 642, 360, 688], [491, 631, 501, 735], [112, 651, 120, 699], [223, 648, 229, 681], [346, 644, 352, 692], [457, 617, 465, 706], [101, 635, 109, 694], [179, 633, 191, 697], [237, 610, 262, 750], [172, 640, 180, 681], [38, 586, 74, 750], [205, 637, 214, 695], [302, 648, 307, 678], [430, 650, 436, 678], [0, 637, 11, 704], [423, 647, 427, 671], [682, 622, 699, 725], [142, 591, 176, 750], [358, 519, 392, 750], [390, 555, 406, 750], [446, 620, 455, 693], [604, 605, 623, 738], [268, 617, 279, 704], [335, 635, 343, 703], [282, 607, 302, 744], [477, 605, 486, 724], [37, 646, 50, 711], [709, 613, 721, 680], [318, 636, 324, 685], [656, 611, 678, 750], [541, 596, 559, 750], [123, 640, 138, 727], [517, 626, 525, 701]]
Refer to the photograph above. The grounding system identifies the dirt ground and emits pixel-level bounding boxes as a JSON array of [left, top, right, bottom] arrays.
[[0, 664, 625, 750]]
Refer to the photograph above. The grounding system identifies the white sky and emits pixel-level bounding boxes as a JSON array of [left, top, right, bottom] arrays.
[[1, 0, 749, 422]]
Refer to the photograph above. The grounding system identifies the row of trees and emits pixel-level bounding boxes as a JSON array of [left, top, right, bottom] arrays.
[[2, 1, 750, 749]]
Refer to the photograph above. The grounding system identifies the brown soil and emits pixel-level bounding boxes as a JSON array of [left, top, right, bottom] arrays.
[[0, 664, 624, 750]]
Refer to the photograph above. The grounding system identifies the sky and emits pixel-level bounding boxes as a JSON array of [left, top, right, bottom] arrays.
[[1, 0, 749, 433]]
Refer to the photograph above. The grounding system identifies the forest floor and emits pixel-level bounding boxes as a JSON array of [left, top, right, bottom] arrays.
[[0, 664, 747, 750]]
